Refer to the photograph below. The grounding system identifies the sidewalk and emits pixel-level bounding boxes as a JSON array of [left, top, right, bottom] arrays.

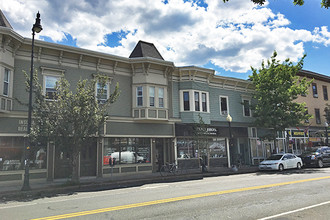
[[0, 166, 258, 202]]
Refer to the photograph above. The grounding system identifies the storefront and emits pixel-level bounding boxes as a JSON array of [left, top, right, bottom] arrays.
[[175, 124, 250, 170], [0, 118, 47, 181]]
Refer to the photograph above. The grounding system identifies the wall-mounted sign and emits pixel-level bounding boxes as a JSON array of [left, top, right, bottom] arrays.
[[18, 119, 27, 132]]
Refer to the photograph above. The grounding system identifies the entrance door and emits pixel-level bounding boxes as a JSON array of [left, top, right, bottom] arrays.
[[80, 140, 97, 177], [264, 142, 274, 158]]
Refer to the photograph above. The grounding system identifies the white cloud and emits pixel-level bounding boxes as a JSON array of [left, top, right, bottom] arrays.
[[1, 0, 329, 74]]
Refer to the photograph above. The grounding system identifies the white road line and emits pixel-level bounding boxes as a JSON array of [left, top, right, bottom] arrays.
[[141, 184, 169, 189], [0, 203, 37, 209], [259, 200, 330, 220]]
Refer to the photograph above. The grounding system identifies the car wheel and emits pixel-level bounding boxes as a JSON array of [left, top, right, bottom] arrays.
[[297, 162, 302, 169], [278, 164, 284, 171], [317, 159, 324, 168]]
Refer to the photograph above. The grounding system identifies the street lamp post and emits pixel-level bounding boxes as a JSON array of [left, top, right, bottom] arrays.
[[22, 12, 42, 191], [325, 122, 329, 146], [226, 114, 234, 168]]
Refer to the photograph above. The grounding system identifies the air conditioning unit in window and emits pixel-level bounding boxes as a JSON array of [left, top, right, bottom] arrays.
[[314, 94, 318, 98]]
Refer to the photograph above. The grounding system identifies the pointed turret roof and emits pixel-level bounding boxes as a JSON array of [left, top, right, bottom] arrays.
[[129, 40, 164, 60], [0, 10, 13, 29]]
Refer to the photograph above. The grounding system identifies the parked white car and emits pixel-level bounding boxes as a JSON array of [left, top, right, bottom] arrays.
[[259, 153, 303, 171]]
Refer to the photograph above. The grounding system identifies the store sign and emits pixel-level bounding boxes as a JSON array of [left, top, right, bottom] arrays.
[[17, 119, 27, 132], [291, 130, 305, 137]]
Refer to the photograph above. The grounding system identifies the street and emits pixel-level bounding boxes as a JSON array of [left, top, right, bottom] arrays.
[[1, 168, 330, 220]]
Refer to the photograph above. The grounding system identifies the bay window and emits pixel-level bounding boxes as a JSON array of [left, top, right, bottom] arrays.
[[137, 86, 143, 106], [3, 68, 10, 96], [149, 87, 155, 107], [159, 88, 164, 108]]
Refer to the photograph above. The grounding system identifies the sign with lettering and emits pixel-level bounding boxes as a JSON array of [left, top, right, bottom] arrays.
[[18, 119, 28, 132], [291, 130, 305, 137]]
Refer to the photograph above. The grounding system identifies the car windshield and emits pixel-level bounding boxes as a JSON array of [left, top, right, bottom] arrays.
[[266, 155, 283, 160]]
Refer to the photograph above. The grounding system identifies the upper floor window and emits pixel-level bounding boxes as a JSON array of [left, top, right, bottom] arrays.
[[44, 75, 60, 100], [315, 108, 321, 124], [323, 85, 328, 101], [304, 108, 309, 123], [149, 87, 155, 107], [220, 96, 228, 115], [312, 83, 318, 98], [243, 99, 251, 117], [137, 86, 143, 107], [159, 88, 164, 108], [202, 93, 207, 112], [3, 68, 10, 96], [194, 92, 200, 111], [96, 81, 110, 103], [41, 67, 65, 100], [183, 91, 190, 111], [180, 90, 209, 112]]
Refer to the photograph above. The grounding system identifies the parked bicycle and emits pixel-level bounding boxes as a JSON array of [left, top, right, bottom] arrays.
[[160, 162, 180, 176]]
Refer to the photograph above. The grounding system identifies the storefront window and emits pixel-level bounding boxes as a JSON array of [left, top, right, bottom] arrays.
[[0, 137, 46, 171], [177, 138, 196, 158], [103, 138, 151, 165], [209, 138, 227, 158]]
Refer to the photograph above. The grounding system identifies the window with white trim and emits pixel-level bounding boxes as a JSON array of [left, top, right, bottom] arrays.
[[243, 99, 251, 117], [158, 88, 164, 108], [137, 86, 143, 107], [149, 87, 155, 107], [96, 81, 110, 103], [3, 68, 10, 96], [194, 92, 200, 111], [180, 90, 209, 113], [202, 93, 207, 112], [183, 91, 190, 111], [220, 96, 228, 115], [44, 75, 60, 100], [41, 67, 64, 100]]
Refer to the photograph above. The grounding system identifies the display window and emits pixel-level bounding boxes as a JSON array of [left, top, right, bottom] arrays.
[[103, 138, 151, 165]]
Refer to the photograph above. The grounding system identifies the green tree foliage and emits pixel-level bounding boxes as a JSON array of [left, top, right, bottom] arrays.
[[250, 51, 312, 148], [193, 114, 209, 170], [26, 71, 119, 183], [223, 0, 330, 9]]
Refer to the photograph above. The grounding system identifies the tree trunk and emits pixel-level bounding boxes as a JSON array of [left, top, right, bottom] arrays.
[[71, 148, 80, 184]]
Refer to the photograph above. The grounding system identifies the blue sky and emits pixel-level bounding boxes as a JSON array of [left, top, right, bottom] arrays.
[[1, 0, 329, 79]]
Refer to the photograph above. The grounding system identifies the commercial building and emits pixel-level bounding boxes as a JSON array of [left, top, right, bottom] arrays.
[[1, 11, 329, 183]]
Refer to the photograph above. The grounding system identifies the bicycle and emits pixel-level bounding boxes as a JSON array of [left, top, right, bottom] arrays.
[[159, 162, 180, 176]]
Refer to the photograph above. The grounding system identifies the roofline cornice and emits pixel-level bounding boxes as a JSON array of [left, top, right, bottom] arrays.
[[0, 27, 175, 67]]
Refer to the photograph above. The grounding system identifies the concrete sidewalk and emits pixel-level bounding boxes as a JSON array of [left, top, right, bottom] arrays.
[[0, 166, 258, 202]]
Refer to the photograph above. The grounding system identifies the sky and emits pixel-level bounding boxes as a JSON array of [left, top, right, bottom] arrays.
[[1, 0, 329, 79]]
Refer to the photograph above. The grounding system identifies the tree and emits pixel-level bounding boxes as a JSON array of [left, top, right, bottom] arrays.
[[250, 51, 312, 150], [223, 0, 330, 9], [193, 114, 209, 172], [26, 72, 119, 183]]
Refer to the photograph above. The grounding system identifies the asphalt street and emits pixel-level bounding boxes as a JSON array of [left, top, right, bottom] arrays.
[[1, 168, 330, 220]]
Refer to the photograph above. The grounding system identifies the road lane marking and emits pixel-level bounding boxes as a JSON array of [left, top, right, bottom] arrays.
[[31, 175, 330, 220], [141, 184, 169, 189], [258, 200, 330, 220]]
